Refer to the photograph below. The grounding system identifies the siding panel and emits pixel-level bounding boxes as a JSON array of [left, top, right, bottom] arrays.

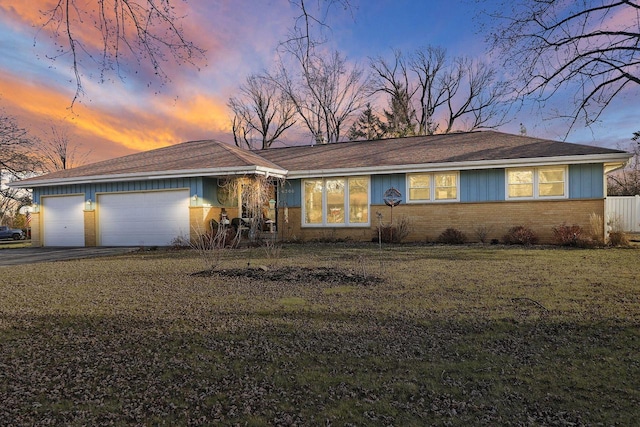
[[569, 163, 603, 199], [460, 169, 505, 202], [279, 179, 301, 207], [371, 174, 405, 205]]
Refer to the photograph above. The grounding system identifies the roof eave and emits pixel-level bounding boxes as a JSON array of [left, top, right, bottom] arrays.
[[9, 166, 289, 188], [285, 153, 633, 178]]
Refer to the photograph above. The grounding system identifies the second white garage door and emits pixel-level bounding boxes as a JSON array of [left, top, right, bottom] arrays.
[[98, 190, 190, 246]]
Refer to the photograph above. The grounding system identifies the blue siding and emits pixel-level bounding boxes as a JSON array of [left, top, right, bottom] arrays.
[[569, 163, 603, 199], [279, 179, 301, 207], [460, 169, 505, 202], [202, 178, 217, 206], [34, 178, 202, 204], [32, 164, 606, 208], [371, 174, 405, 204]]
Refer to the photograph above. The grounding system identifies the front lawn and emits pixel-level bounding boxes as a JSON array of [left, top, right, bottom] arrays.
[[0, 244, 638, 425]]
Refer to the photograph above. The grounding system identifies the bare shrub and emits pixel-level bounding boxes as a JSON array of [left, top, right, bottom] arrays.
[[551, 223, 583, 246], [473, 224, 493, 243], [607, 215, 630, 247], [437, 228, 468, 244], [262, 238, 282, 264], [503, 225, 538, 245], [190, 225, 241, 272], [374, 216, 410, 243], [608, 231, 630, 247], [394, 216, 410, 242]]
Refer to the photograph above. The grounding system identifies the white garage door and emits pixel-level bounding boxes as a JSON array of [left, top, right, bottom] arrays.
[[98, 190, 190, 246], [42, 195, 85, 247]]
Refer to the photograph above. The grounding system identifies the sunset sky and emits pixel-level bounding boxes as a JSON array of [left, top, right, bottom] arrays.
[[0, 0, 637, 164]]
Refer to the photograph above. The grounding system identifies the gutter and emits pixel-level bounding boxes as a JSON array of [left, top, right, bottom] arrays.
[[9, 166, 289, 188]]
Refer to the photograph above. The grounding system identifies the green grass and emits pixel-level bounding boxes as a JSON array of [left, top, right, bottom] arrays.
[[0, 244, 638, 425]]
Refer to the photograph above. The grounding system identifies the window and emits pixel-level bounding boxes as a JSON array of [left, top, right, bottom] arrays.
[[507, 170, 533, 198], [407, 172, 459, 202], [507, 167, 566, 199], [408, 175, 430, 200], [303, 177, 369, 226]]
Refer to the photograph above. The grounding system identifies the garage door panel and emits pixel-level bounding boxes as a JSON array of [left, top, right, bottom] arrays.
[[42, 195, 85, 247], [98, 190, 189, 246]]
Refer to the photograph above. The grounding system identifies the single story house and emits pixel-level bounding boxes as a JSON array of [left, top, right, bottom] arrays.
[[12, 130, 631, 246]]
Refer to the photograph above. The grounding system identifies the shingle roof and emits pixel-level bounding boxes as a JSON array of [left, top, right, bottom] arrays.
[[14, 131, 630, 187], [257, 131, 627, 172], [17, 139, 285, 185]]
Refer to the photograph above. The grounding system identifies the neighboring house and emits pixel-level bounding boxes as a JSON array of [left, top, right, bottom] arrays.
[[11, 131, 631, 246]]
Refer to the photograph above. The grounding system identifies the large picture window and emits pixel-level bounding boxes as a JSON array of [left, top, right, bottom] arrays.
[[303, 177, 369, 226], [507, 166, 566, 199], [407, 172, 459, 202]]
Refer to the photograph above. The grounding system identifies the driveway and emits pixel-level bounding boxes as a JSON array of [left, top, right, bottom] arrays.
[[0, 247, 136, 267]]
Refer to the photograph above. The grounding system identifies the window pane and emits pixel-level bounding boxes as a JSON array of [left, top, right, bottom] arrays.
[[435, 173, 457, 200], [538, 168, 564, 196], [435, 174, 456, 187], [349, 178, 368, 223], [508, 170, 533, 198], [409, 174, 430, 200], [509, 170, 533, 184], [326, 178, 345, 224], [409, 188, 430, 200], [539, 183, 564, 196], [304, 180, 323, 224], [509, 184, 533, 198], [539, 168, 564, 183]]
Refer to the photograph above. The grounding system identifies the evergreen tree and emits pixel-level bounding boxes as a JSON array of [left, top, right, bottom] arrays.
[[346, 104, 387, 141]]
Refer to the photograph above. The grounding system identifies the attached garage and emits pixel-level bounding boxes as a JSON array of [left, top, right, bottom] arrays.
[[42, 195, 85, 247], [97, 190, 190, 246]]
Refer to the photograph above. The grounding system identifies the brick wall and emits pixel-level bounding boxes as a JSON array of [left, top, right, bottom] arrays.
[[84, 210, 96, 246], [278, 199, 605, 244], [30, 212, 41, 247], [189, 206, 207, 241]]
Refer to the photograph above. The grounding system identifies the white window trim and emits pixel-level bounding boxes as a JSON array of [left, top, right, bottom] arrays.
[[505, 166, 568, 200], [406, 172, 460, 203], [301, 177, 371, 227]]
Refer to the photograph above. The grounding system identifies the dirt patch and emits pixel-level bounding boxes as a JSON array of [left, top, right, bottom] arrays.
[[192, 265, 383, 285]]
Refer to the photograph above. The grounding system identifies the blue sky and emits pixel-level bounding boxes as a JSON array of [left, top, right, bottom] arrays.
[[0, 0, 636, 162]]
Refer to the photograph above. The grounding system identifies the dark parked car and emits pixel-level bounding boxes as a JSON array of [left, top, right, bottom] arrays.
[[0, 225, 25, 240]]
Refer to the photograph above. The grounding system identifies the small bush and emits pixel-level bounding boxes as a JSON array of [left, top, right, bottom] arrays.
[[473, 224, 493, 243], [375, 225, 401, 243], [503, 225, 538, 245], [607, 214, 630, 247], [575, 236, 601, 249], [437, 228, 468, 244], [608, 231, 629, 247], [374, 216, 410, 243], [552, 223, 583, 246]]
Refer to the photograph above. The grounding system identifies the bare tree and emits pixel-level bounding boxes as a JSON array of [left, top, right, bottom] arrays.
[[276, 37, 371, 144], [39, 0, 205, 106], [370, 46, 509, 137], [37, 125, 91, 172], [440, 57, 511, 133], [410, 46, 447, 135], [484, 0, 640, 135], [0, 113, 38, 224], [370, 49, 418, 136], [228, 74, 297, 150], [608, 138, 640, 195], [264, 0, 368, 144]]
